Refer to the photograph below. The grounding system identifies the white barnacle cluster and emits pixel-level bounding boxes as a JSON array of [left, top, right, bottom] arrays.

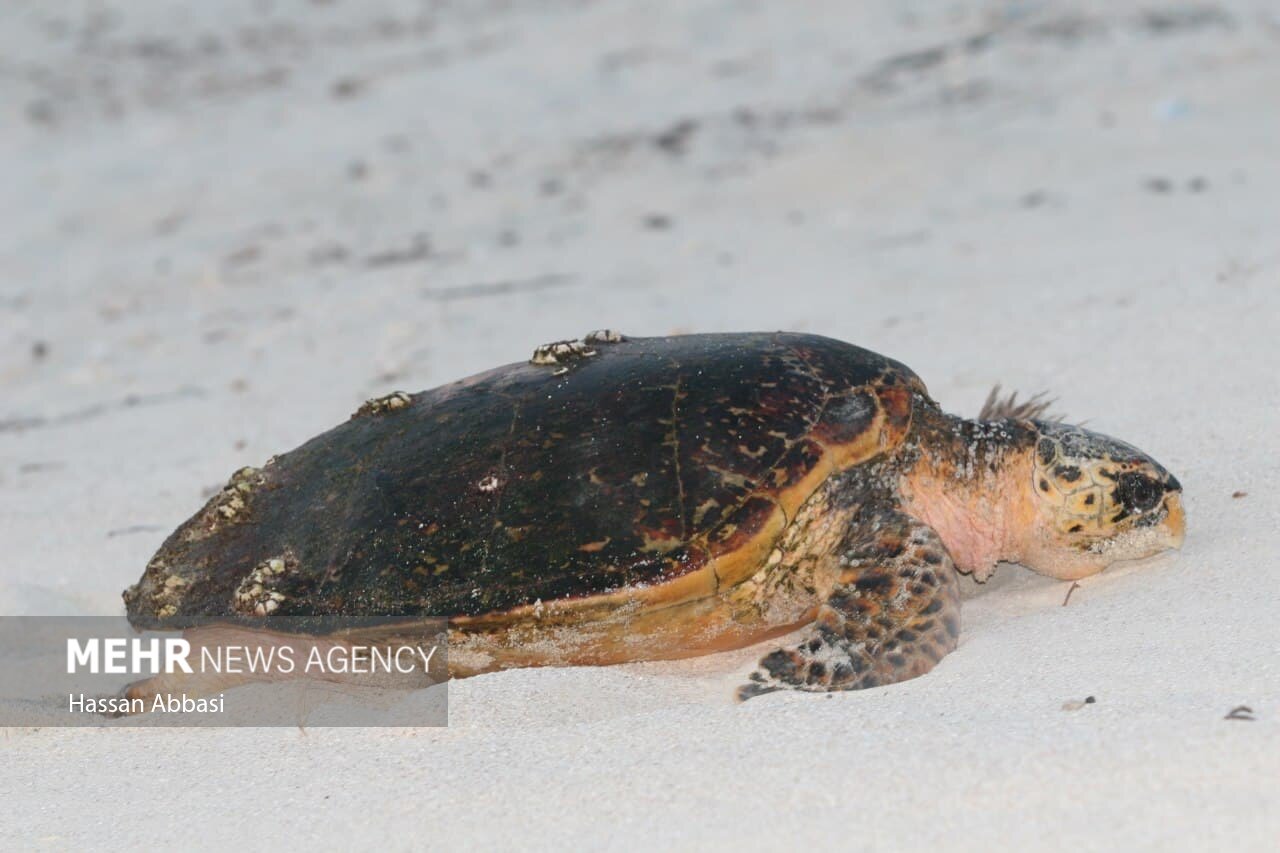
[[356, 390, 414, 417], [529, 339, 597, 366], [154, 573, 190, 619], [125, 557, 192, 620], [233, 557, 291, 617], [134, 558, 190, 620], [530, 331, 625, 372], [208, 466, 265, 524], [583, 329, 626, 344]]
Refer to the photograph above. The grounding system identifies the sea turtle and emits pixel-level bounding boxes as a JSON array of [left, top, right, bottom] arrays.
[[122, 332, 1185, 701]]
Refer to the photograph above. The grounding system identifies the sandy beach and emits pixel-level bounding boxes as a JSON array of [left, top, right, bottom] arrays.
[[2, 0, 1277, 849]]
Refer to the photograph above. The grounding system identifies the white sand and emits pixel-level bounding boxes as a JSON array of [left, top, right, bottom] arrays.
[[2, 0, 1277, 848]]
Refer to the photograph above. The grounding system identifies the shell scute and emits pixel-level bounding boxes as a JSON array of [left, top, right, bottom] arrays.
[[767, 438, 833, 495]]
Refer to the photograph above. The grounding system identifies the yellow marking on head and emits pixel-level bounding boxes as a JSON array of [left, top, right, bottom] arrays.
[[1022, 424, 1185, 578]]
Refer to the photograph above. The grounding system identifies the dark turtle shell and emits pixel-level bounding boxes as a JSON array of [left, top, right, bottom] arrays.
[[124, 332, 925, 633]]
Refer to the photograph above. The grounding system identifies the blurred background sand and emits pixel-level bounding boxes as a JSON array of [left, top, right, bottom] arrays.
[[1, 1, 1277, 849]]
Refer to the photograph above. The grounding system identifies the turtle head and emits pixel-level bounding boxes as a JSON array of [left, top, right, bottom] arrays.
[[1018, 421, 1185, 580]]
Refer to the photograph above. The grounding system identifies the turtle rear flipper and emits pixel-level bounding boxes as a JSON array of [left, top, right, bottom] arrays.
[[737, 509, 960, 699]]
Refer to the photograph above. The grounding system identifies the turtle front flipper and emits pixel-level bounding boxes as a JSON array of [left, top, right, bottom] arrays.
[[737, 509, 960, 700]]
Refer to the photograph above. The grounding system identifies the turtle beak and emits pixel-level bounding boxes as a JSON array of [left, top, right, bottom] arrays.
[[1160, 492, 1186, 550]]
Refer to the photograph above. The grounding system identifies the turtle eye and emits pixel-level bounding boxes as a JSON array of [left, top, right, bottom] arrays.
[[1114, 472, 1163, 513]]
